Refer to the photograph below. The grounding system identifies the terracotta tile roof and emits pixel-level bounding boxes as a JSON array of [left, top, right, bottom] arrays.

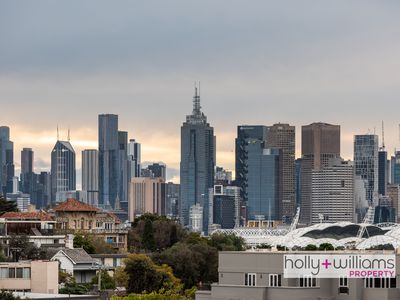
[[1, 211, 54, 221], [54, 198, 100, 212], [106, 212, 121, 224]]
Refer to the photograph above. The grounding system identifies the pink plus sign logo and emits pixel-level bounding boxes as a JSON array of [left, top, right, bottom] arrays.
[[322, 259, 332, 269]]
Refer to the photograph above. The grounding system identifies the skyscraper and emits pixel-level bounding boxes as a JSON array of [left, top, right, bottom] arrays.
[[147, 163, 166, 181], [118, 131, 128, 206], [311, 159, 355, 224], [378, 147, 388, 196], [393, 151, 400, 185], [127, 139, 141, 179], [21, 148, 33, 175], [0, 126, 14, 195], [354, 134, 379, 205], [300, 122, 340, 224], [98, 114, 119, 209], [180, 86, 215, 233], [50, 140, 76, 203], [266, 123, 296, 222], [235, 125, 269, 203], [82, 149, 99, 206]]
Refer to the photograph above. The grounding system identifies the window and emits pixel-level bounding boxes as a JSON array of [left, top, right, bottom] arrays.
[[16, 268, 23, 278], [245, 273, 256, 286], [8, 268, 15, 279], [23, 268, 30, 279], [339, 276, 349, 294], [0, 268, 8, 278], [364, 278, 396, 288], [269, 274, 282, 287], [299, 275, 316, 287]]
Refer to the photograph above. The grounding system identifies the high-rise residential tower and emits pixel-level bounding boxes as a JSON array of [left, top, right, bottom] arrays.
[[300, 122, 341, 224], [98, 114, 119, 209], [354, 134, 379, 205], [266, 123, 296, 222], [50, 140, 76, 203], [0, 126, 14, 195], [180, 86, 215, 233], [82, 149, 99, 206]]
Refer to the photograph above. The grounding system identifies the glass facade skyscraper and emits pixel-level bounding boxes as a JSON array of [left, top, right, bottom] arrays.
[[50, 140, 76, 203], [0, 126, 14, 195], [378, 148, 388, 196], [354, 134, 379, 205], [98, 114, 119, 209], [180, 86, 215, 233]]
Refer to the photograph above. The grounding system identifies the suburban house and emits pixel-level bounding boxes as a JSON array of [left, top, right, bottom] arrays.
[[51, 248, 97, 283]]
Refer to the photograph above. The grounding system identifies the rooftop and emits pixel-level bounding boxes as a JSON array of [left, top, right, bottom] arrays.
[[59, 248, 95, 264], [1, 211, 54, 221], [54, 198, 100, 212]]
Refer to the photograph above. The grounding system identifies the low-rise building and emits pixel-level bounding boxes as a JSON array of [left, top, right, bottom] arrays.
[[0, 260, 58, 294], [196, 250, 400, 300], [51, 248, 97, 283]]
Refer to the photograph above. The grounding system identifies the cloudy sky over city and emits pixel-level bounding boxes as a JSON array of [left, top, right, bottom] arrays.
[[1, 1, 400, 184]]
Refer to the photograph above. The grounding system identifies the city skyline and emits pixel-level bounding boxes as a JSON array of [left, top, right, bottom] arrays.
[[2, 1, 400, 185]]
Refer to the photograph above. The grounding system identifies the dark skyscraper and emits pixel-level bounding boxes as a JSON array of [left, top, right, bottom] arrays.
[[300, 122, 341, 224], [21, 148, 33, 175], [50, 140, 76, 203], [82, 149, 99, 206], [147, 163, 166, 181], [266, 123, 296, 222], [180, 86, 215, 233], [378, 148, 388, 196], [0, 126, 14, 195], [98, 114, 119, 209], [235, 125, 269, 203], [118, 130, 128, 207]]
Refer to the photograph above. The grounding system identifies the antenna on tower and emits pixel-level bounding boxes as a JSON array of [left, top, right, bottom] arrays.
[[67, 127, 70, 141], [57, 125, 59, 141], [382, 120, 385, 149]]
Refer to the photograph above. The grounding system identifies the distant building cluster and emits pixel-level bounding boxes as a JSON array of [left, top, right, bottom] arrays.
[[1, 87, 400, 235]]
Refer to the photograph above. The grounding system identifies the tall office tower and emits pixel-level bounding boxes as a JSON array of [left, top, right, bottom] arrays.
[[147, 163, 166, 181], [300, 122, 340, 224], [393, 151, 400, 185], [212, 185, 241, 229], [354, 175, 368, 222], [215, 166, 232, 185], [0, 126, 15, 195], [50, 140, 76, 203], [21, 148, 33, 174], [378, 147, 388, 196], [98, 114, 119, 209], [266, 123, 296, 222], [311, 159, 355, 224], [164, 182, 180, 218], [118, 131, 128, 206], [81, 149, 99, 206], [37, 171, 51, 208], [246, 144, 280, 222], [235, 126, 268, 203], [127, 139, 141, 179], [180, 86, 215, 233], [128, 177, 165, 221], [354, 134, 379, 205]]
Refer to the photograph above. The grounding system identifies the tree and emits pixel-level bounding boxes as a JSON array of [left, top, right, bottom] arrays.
[[114, 266, 129, 288], [0, 291, 21, 300], [319, 243, 334, 251], [8, 234, 46, 260], [91, 236, 116, 254], [0, 196, 18, 214], [208, 233, 245, 251], [304, 244, 318, 251], [124, 253, 183, 294], [73, 234, 95, 254], [91, 270, 116, 290], [142, 219, 156, 252]]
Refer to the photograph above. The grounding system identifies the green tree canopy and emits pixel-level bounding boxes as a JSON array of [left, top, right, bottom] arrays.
[[91, 269, 116, 290], [73, 234, 95, 254], [208, 233, 245, 251], [0, 196, 18, 214]]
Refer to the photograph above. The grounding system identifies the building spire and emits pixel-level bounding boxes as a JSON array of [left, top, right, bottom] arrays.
[[193, 81, 201, 115], [67, 127, 70, 142], [57, 125, 59, 141], [381, 120, 385, 149]]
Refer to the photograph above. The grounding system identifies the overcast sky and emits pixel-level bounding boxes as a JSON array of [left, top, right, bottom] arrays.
[[1, 1, 400, 185]]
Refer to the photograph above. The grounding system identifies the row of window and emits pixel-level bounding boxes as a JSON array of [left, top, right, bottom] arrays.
[[244, 273, 396, 289], [0, 267, 31, 279]]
